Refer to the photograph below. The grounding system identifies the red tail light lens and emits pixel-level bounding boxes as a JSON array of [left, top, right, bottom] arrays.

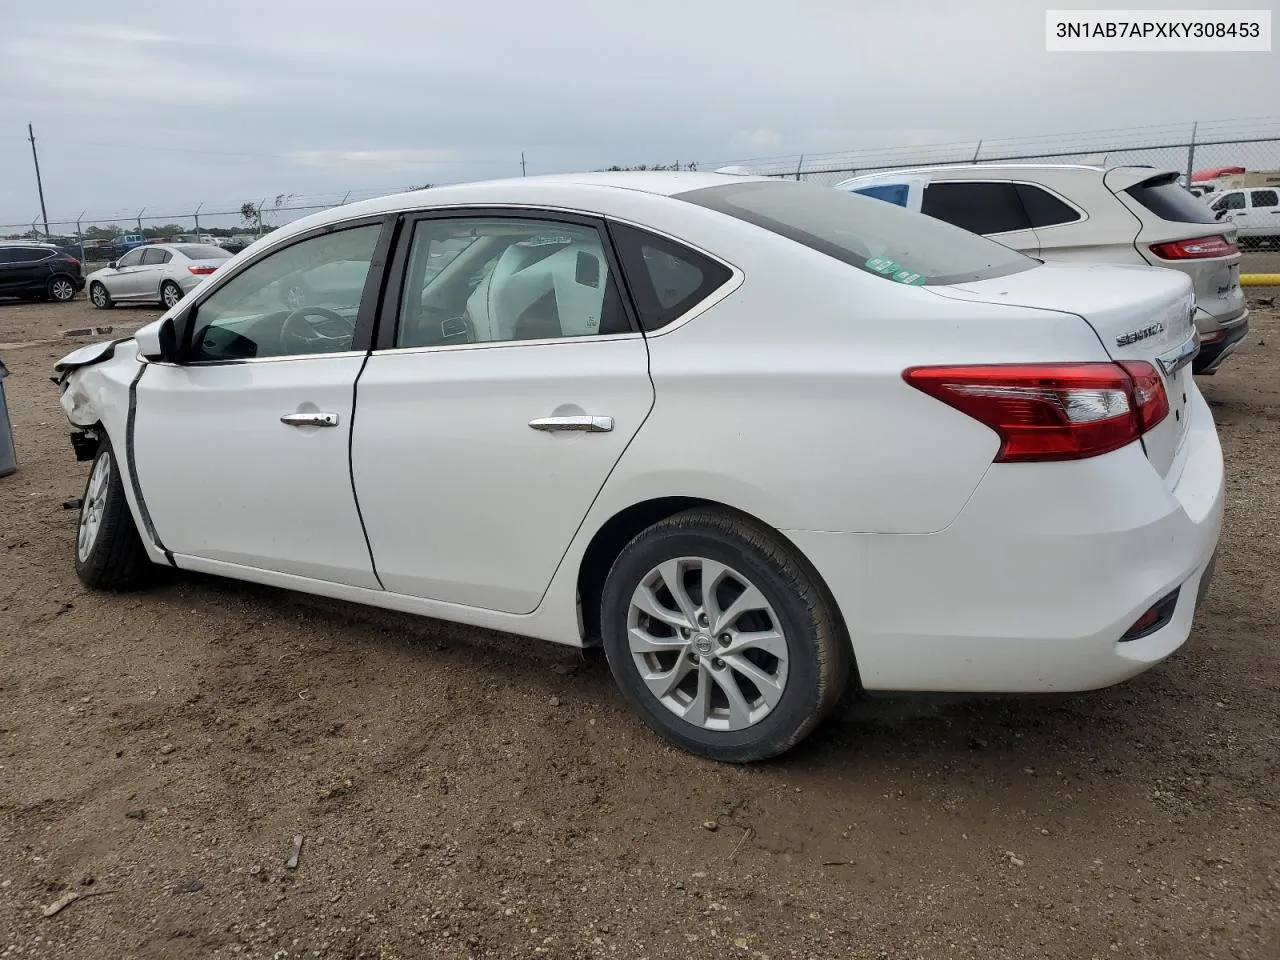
[[1149, 235, 1236, 259], [63, 256, 80, 266], [903, 362, 1169, 462], [188, 265, 217, 275]]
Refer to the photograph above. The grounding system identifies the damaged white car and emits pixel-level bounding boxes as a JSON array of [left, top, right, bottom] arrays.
[[55, 173, 1223, 762]]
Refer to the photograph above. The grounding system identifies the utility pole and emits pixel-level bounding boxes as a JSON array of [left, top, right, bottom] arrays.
[[27, 123, 50, 237], [194, 202, 202, 234], [520, 152, 527, 177]]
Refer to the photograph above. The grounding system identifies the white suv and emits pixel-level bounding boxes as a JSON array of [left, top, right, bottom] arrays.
[[836, 165, 1249, 374]]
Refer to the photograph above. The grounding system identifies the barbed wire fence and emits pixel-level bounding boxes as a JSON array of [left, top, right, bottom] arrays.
[[4, 116, 1279, 262]]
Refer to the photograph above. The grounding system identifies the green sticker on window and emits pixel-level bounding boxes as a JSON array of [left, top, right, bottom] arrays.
[[891, 269, 926, 285], [865, 256, 898, 275]]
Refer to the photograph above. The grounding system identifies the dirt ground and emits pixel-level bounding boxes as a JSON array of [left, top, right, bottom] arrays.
[[1, 289, 1278, 960]]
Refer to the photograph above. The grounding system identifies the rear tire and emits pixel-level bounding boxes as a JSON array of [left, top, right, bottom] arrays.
[[90, 282, 114, 310], [47, 276, 77, 302], [75, 439, 153, 590], [599, 508, 851, 763], [160, 280, 183, 309]]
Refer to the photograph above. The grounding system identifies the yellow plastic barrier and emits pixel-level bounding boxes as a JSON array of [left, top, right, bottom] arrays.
[[1241, 274, 1280, 286]]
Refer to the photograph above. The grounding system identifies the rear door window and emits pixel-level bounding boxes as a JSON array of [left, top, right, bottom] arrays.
[[921, 182, 1031, 235], [1015, 184, 1082, 228], [140, 247, 172, 266], [1250, 189, 1278, 208]]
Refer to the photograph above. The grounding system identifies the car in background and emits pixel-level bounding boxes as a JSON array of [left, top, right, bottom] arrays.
[[835, 165, 1249, 375], [117, 234, 150, 253], [219, 234, 257, 254], [0, 240, 85, 302], [1207, 187, 1280, 248], [86, 243, 233, 309], [54, 173, 1222, 762]]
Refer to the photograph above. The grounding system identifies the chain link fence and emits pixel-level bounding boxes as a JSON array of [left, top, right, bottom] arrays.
[[712, 119, 1280, 188], [0, 185, 433, 264], [4, 117, 1279, 264]]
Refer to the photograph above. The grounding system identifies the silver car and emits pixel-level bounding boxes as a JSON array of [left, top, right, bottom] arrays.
[[87, 243, 233, 310]]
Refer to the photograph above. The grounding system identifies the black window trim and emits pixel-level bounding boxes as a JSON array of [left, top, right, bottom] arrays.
[[924, 178, 1088, 236], [169, 213, 398, 367], [373, 205, 642, 354]]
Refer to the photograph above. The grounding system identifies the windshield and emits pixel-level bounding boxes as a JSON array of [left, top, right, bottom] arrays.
[[174, 244, 232, 260], [678, 179, 1035, 285]]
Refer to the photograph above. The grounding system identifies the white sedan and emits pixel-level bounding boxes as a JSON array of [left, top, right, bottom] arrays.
[[87, 242, 233, 310], [54, 173, 1223, 762]]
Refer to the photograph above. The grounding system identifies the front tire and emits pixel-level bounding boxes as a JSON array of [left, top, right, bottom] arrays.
[[600, 509, 851, 762], [48, 276, 77, 302], [90, 282, 114, 309], [160, 280, 183, 309], [75, 440, 153, 590]]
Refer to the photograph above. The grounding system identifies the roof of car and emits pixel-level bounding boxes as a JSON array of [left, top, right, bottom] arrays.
[[257, 171, 776, 250], [837, 163, 1178, 185], [0, 239, 59, 247]]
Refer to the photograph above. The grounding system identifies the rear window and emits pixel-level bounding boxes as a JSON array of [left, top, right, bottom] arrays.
[[679, 179, 1034, 286], [174, 244, 232, 260], [1126, 175, 1217, 225]]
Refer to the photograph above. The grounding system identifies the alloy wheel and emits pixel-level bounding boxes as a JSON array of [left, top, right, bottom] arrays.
[[77, 452, 112, 561], [51, 278, 75, 301], [627, 557, 790, 731], [162, 283, 181, 308]]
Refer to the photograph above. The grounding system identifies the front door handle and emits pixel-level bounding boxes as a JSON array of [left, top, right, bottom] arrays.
[[528, 415, 613, 433], [281, 412, 340, 428]]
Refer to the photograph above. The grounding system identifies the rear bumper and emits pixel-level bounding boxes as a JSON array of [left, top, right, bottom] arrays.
[[787, 387, 1225, 693], [1194, 316, 1249, 375]]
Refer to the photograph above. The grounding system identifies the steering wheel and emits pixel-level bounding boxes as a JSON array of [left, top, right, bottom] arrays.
[[280, 306, 355, 355]]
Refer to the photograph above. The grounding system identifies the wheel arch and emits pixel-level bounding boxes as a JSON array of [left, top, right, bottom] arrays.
[[575, 496, 856, 678]]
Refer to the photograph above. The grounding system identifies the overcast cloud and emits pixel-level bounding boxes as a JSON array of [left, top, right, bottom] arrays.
[[1, 0, 1276, 224]]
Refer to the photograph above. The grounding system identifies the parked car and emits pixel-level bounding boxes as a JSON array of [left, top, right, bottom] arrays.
[[1206, 186, 1280, 248], [219, 234, 257, 254], [54, 173, 1222, 762], [835, 165, 1249, 375], [117, 234, 150, 252], [0, 240, 85, 302], [86, 243, 233, 309]]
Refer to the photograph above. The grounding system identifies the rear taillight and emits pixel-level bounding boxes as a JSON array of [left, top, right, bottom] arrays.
[[188, 265, 217, 275], [1199, 329, 1226, 344], [63, 256, 80, 266], [1149, 235, 1237, 260], [903, 362, 1169, 462]]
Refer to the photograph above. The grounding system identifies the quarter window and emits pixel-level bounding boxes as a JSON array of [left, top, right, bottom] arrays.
[[393, 217, 630, 349], [610, 223, 732, 331], [922, 182, 1031, 235], [852, 183, 911, 207], [187, 224, 380, 362], [1250, 189, 1278, 208], [1015, 184, 1082, 228]]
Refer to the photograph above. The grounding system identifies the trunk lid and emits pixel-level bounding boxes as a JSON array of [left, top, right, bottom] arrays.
[[927, 261, 1197, 480]]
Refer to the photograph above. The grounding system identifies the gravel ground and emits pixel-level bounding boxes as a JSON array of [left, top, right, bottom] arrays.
[[1, 293, 1278, 960]]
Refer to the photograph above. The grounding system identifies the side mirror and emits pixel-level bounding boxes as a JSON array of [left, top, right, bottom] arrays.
[[107, 261, 118, 269], [135, 312, 190, 363]]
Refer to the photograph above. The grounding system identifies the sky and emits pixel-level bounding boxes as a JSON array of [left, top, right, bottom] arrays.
[[1, 0, 1276, 229]]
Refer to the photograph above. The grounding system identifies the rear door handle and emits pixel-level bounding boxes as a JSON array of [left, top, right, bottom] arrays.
[[281, 412, 340, 428], [528, 415, 613, 433]]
